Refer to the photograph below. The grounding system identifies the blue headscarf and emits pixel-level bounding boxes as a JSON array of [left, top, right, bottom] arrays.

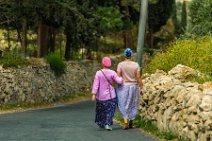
[[124, 48, 133, 58]]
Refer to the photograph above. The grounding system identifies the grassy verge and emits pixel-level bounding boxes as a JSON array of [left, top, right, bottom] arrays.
[[144, 36, 212, 83], [115, 114, 190, 141], [0, 92, 90, 112]]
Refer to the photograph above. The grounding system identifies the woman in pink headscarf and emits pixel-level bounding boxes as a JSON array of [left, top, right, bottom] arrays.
[[91, 57, 122, 131]]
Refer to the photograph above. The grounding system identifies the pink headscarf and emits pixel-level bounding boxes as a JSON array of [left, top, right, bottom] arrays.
[[102, 57, 111, 68]]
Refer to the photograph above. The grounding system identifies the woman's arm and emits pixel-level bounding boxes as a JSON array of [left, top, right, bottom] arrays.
[[136, 70, 142, 88], [91, 72, 100, 100], [113, 71, 123, 84], [117, 63, 122, 77], [117, 71, 122, 77]]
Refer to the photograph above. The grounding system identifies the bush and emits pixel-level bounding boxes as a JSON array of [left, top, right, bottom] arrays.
[[45, 54, 66, 76], [0, 50, 28, 68], [189, 0, 212, 35], [144, 36, 212, 82]]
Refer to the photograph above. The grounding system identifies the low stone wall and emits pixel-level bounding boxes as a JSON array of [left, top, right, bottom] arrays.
[[0, 56, 124, 105], [0, 60, 97, 104], [140, 64, 212, 141]]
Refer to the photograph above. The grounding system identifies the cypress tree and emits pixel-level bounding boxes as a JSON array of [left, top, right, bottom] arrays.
[[181, 0, 187, 33]]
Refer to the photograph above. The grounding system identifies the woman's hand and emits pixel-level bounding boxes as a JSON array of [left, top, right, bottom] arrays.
[[92, 95, 96, 101], [140, 89, 143, 96]]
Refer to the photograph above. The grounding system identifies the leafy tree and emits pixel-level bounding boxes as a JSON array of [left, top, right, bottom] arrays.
[[0, 0, 36, 55], [35, 0, 65, 57], [172, 0, 181, 35], [0, 0, 177, 60], [147, 0, 175, 48], [94, 6, 123, 34], [189, 0, 212, 35], [117, 0, 137, 49], [181, 0, 187, 33]]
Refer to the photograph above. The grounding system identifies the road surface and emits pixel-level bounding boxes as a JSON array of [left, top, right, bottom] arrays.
[[0, 100, 158, 141]]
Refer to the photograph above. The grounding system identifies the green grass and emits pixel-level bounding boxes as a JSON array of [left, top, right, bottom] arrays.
[[115, 114, 190, 141], [0, 49, 28, 68], [144, 36, 212, 83], [0, 92, 90, 111], [178, 137, 191, 141]]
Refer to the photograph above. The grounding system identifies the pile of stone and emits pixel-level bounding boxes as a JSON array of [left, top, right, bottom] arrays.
[[140, 64, 212, 141]]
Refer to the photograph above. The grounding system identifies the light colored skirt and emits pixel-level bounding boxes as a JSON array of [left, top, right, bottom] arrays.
[[116, 84, 139, 120]]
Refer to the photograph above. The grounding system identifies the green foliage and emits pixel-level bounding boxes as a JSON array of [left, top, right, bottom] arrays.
[[95, 6, 123, 34], [99, 36, 123, 54], [162, 131, 177, 140], [178, 137, 191, 141], [189, 0, 212, 35], [0, 49, 28, 68], [115, 114, 190, 140], [45, 54, 66, 76], [144, 36, 212, 82], [148, 0, 175, 33], [133, 115, 160, 134], [181, 1, 187, 33], [128, 115, 177, 140]]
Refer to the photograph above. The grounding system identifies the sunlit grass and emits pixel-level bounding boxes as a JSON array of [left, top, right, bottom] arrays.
[[144, 36, 212, 83], [115, 114, 190, 141]]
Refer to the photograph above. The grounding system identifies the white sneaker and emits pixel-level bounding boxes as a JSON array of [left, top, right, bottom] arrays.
[[105, 125, 112, 131]]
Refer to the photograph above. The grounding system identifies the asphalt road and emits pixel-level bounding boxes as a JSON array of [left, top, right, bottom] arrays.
[[0, 100, 158, 141]]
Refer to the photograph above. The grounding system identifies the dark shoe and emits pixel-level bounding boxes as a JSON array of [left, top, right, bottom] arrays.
[[99, 125, 104, 128], [123, 123, 129, 130], [105, 125, 112, 131], [129, 120, 133, 129]]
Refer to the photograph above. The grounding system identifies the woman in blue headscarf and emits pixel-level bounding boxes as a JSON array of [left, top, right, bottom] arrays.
[[116, 48, 142, 130]]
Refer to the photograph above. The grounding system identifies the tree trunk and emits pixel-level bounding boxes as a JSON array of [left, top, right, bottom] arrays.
[[118, 0, 134, 49], [22, 19, 27, 56], [181, 0, 187, 33], [150, 32, 154, 49], [7, 27, 11, 49], [49, 26, 56, 53], [86, 48, 93, 60], [146, 31, 154, 48], [38, 20, 49, 57], [64, 31, 71, 60], [16, 28, 22, 48], [64, 15, 77, 60], [172, 0, 180, 35], [123, 30, 133, 49]]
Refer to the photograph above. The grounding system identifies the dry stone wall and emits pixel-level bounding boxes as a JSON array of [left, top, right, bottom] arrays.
[[0, 60, 97, 104], [140, 64, 212, 141], [0, 56, 123, 105]]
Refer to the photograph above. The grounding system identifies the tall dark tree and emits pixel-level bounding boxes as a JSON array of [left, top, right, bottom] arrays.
[[1, 0, 34, 56], [0, 0, 25, 50], [181, 0, 187, 33], [172, 0, 180, 35], [147, 0, 175, 48], [64, 14, 78, 60], [189, 0, 211, 35], [35, 0, 64, 57], [76, 0, 100, 59], [37, 20, 49, 57], [118, 0, 133, 49]]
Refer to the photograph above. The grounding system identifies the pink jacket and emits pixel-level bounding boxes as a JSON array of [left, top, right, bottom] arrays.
[[92, 69, 122, 101]]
